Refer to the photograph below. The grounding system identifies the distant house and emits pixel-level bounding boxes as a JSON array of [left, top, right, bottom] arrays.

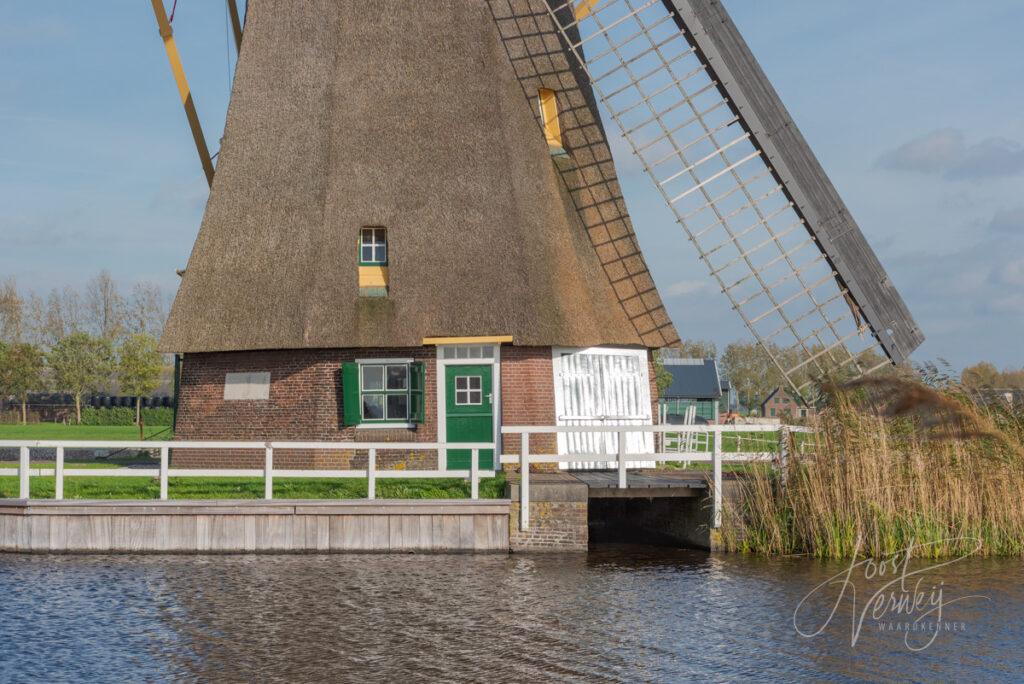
[[659, 359, 734, 424], [760, 387, 816, 420]]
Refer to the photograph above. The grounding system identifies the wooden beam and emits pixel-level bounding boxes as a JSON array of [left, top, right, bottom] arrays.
[[422, 336, 513, 346], [150, 0, 215, 188], [226, 0, 243, 54]]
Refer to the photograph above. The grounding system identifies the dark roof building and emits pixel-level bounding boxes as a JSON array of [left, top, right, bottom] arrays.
[[659, 359, 732, 424]]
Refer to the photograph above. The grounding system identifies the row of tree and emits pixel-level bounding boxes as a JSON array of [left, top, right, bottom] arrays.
[[960, 362, 1024, 390], [0, 271, 170, 348], [0, 333, 164, 434]]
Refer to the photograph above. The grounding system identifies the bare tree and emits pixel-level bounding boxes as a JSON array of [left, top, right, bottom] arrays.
[[25, 287, 85, 348], [125, 282, 169, 338], [84, 270, 124, 341], [0, 278, 23, 343]]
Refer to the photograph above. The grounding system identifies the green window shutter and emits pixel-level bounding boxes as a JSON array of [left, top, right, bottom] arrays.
[[342, 362, 361, 426], [410, 362, 425, 423]]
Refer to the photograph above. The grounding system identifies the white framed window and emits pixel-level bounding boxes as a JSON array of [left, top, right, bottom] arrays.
[[455, 375, 483, 405], [360, 227, 387, 264], [360, 363, 410, 421], [441, 345, 495, 360]]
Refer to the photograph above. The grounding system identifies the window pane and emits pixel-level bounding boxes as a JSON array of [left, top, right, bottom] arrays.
[[387, 365, 408, 390], [361, 228, 373, 245], [386, 394, 408, 420], [374, 228, 386, 244], [361, 245, 374, 263], [481, 346, 494, 358], [375, 243, 387, 263], [362, 365, 384, 390], [456, 347, 469, 359], [469, 391, 482, 404], [456, 376, 467, 390], [469, 346, 482, 359], [468, 376, 481, 390], [362, 394, 384, 420]]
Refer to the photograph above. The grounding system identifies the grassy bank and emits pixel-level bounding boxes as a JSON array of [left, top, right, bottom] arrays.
[[0, 473, 506, 500], [719, 379, 1024, 559], [0, 424, 171, 441]]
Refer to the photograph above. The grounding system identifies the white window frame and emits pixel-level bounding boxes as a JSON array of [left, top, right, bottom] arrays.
[[360, 227, 387, 264]]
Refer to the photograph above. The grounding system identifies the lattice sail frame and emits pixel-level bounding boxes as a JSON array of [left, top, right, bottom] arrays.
[[544, 0, 923, 398]]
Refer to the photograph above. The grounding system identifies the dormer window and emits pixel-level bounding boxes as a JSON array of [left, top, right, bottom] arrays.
[[360, 227, 387, 265], [359, 227, 389, 297]]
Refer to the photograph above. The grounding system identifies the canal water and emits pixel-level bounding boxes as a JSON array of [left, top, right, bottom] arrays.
[[0, 548, 1020, 682]]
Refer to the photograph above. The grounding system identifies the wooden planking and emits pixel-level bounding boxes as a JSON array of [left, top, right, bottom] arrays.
[[0, 499, 510, 553], [664, 0, 924, 362]]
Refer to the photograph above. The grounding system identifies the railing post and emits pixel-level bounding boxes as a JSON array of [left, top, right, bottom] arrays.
[[159, 446, 169, 501], [470, 448, 479, 500], [617, 429, 627, 489], [19, 446, 29, 500], [264, 445, 274, 500], [55, 446, 64, 501], [367, 448, 376, 500], [519, 433, 529, 531], [712, 428, 723, 528], [778, 425, 791, 492]]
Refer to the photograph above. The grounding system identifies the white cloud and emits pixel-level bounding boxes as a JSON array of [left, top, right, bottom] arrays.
[[988, 207, 1024, 234], [875, 128, 1024, 181], [664, 279, 713, 298], [876, 128, 964, 174]]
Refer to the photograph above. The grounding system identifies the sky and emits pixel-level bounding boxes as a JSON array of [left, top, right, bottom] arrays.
[[1, 1, 1022, 371]]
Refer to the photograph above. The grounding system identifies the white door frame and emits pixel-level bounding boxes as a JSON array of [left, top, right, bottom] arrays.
[[435, 345, 502, 470]]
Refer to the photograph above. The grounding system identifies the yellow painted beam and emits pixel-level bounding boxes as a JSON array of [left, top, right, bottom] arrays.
[[422, 336, 514, 346], [226, 0, 243, 54], [574, 0, 602, 20], [150, 0, 216, 188], [358, 265, 389, 289], [538, 88, 562, 149]]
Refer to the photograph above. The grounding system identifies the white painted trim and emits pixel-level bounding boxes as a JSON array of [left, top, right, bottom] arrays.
[[436, 345, 501, 472], [355, 358, 414, 365], [355, 423, 416, 430]]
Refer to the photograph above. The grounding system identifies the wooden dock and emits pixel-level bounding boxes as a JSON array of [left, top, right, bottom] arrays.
[[571, 470, 708, 498], [0, 499, 510, 554]]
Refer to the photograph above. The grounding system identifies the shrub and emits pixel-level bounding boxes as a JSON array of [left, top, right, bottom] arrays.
[[80, 406, 174, 426]]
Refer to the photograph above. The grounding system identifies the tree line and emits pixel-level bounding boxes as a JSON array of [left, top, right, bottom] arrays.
[[0, 272, 171, 433]]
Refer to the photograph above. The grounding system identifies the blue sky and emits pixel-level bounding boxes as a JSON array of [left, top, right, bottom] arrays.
[[1, 1, 1022, 370]]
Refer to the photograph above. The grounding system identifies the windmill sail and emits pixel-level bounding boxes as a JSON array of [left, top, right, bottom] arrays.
[[543, 0, 924, 395]]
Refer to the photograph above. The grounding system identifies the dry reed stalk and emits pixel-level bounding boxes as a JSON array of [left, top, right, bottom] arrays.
[[720, 378, 1024, 558]]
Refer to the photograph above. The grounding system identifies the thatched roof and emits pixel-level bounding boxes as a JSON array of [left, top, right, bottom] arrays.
[[160, 0, 679, 353]]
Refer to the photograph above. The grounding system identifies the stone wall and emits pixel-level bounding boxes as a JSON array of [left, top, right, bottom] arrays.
[[506, 475, 588, 552]]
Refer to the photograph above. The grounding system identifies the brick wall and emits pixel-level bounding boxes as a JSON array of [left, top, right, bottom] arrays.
[[499, 346, 557, 461], [174, 345, 658, 470], [174, 347, 438, 469]]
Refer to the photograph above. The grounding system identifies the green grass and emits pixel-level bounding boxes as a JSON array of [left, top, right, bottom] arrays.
[[0, 424, 171, 441], [0, 472, 507, 501]]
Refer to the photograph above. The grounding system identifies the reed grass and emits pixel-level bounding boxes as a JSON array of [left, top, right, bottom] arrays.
[[719, 377, 1024, 558]]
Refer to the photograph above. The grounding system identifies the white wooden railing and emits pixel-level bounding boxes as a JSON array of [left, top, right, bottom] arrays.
[[500, 424, 813, 531], [0, 440, 495, 502]]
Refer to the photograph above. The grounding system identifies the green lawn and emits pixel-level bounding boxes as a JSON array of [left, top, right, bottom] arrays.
[[0, 473, 507, 501], [0, 424, 172, 441]]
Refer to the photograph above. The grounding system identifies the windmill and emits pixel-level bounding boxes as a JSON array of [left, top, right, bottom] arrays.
[[147, 0, 922, 467]]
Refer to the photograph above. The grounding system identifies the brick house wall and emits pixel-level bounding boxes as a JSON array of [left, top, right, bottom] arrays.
[[174, 346, 659, 469]]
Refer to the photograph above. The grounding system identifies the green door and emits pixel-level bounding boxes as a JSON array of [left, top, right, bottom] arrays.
[[445, 364, 494, 470]]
